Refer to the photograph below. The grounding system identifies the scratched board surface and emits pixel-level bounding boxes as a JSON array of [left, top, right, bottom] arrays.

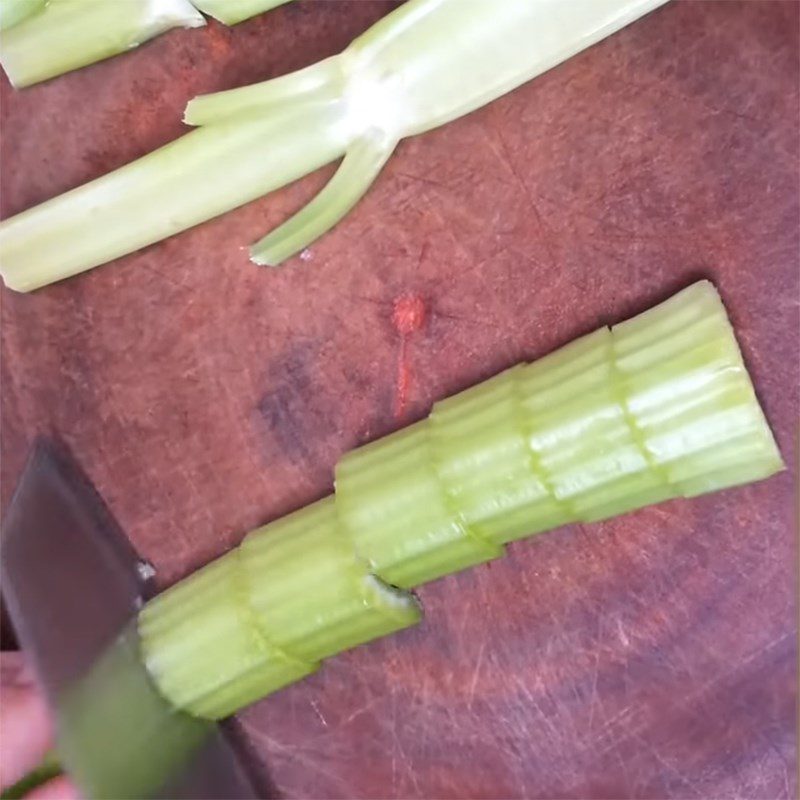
[[1, 2, 797, 797]]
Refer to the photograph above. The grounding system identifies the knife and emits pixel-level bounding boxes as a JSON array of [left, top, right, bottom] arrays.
[[0, 440, 258, 799]]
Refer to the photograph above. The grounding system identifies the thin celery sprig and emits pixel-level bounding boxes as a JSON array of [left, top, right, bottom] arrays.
[[0, 0, 669, 292]]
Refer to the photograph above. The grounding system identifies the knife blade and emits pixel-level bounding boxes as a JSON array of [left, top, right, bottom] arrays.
[[0, 440, 258, 799]]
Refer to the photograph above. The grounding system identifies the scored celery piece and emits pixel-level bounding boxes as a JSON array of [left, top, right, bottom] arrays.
[[0, 0, 205, 89], [240, 498, 420, 662], [136, 281, 783, 721], [0, 0, 45, 31], [191, 0, 292, 26], [57, 623, 211, 798], [612, 281, 783, 497], [428, 365, 555, 545], [335, 420, 503, 589], [138, 551, 316, 720]]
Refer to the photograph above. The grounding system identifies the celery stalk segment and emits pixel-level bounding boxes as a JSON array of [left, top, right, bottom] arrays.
[[0, 0, 206, 89], [138, 281, 782, 720], [190, 0, 292, 26], [0, 0, 669, 291]]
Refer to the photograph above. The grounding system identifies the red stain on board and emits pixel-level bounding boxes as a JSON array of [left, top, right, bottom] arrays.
[[392, 293, 426, 419]]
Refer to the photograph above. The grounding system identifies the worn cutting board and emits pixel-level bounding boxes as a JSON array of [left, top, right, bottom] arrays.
[[1, 2, 797, 797]]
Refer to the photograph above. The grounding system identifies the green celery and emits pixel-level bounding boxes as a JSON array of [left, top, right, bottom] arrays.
[[335, 420, 503, 589], [240, 498, 420, 662], [427, 365, 560, 544], [0, 0, 205, 88], [0, 0, 669, 291], [0, 99, 347, 292], [0, 0, 45, 32], [138, 281, 782, 720], [138, 551, 316, 720]]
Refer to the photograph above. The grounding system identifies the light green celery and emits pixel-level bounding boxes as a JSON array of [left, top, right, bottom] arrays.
[[0, 0, 45, 32], [57, 623, 212, 798], [250, 131, 397, 265], [0, 99, 348, 292], [137, 281, 782, 721], [191, 0, 292, 25], [516, 328, 671, 527], [139, 551, 316, 720], [611, 281, 783, 496], [240, 498, 420, 662], [0, 0, 668, 291], [184, 57, 343, 125], [428, 366, 554, 544], [0, 0, 205, 88], [335, 420, 503, 589]]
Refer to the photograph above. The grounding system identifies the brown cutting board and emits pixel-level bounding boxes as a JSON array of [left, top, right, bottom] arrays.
[[1, 2, 797, 797]]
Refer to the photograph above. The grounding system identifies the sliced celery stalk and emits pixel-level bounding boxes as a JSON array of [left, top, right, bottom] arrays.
[[0, 0, 205, 88], [190, 0, 292, 26], [138, 282, 782, 721], [0, 100, 348, 292], [240, 498, 420, 662], [0, 0, 669, 291], [335, 421, 503, 589], [611, 281, 783, 496], [138, 551, 317, 720], [428, 366, 555, 545], [0, 0, 45, 32], [56, 623, 212, 798]]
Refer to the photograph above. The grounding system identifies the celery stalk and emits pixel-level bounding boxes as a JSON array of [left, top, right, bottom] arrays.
[[138, 551, 317, 720], [240, 498, 421, 662], [138, 281, 782, 720], [0, 0, 669, 291], [0, 0, 45, 32], [428, 366, 564, 544], [0, 0, 205, 89], [191, 0, 292, 26]]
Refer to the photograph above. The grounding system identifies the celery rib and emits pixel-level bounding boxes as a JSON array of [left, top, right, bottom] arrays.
[[0, 100, 348, 292], [190, 0, 292, 26], [184, 57, 343, 126], [250, 131, 397, 266], [139, 551, 316, 720], [138, 281, 783, 720], [335, 421, 502, 589], [0, 0, 45, 32], [0, 0, 206, 89], [0, 0, 669, 291]]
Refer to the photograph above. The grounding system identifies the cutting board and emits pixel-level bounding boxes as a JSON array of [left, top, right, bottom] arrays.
[[1, 2, 797, 797]]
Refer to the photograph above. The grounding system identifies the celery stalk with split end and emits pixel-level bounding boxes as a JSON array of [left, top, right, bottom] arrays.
[[0, 0, 205, 88], [138, 281, 782, 720], [0, 0, 45, 32], [191, 0, 292, 26], [0, 0, 669, 291]]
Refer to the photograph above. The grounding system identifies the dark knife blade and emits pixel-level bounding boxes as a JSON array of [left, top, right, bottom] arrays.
[[1, 440, 257, 799]]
